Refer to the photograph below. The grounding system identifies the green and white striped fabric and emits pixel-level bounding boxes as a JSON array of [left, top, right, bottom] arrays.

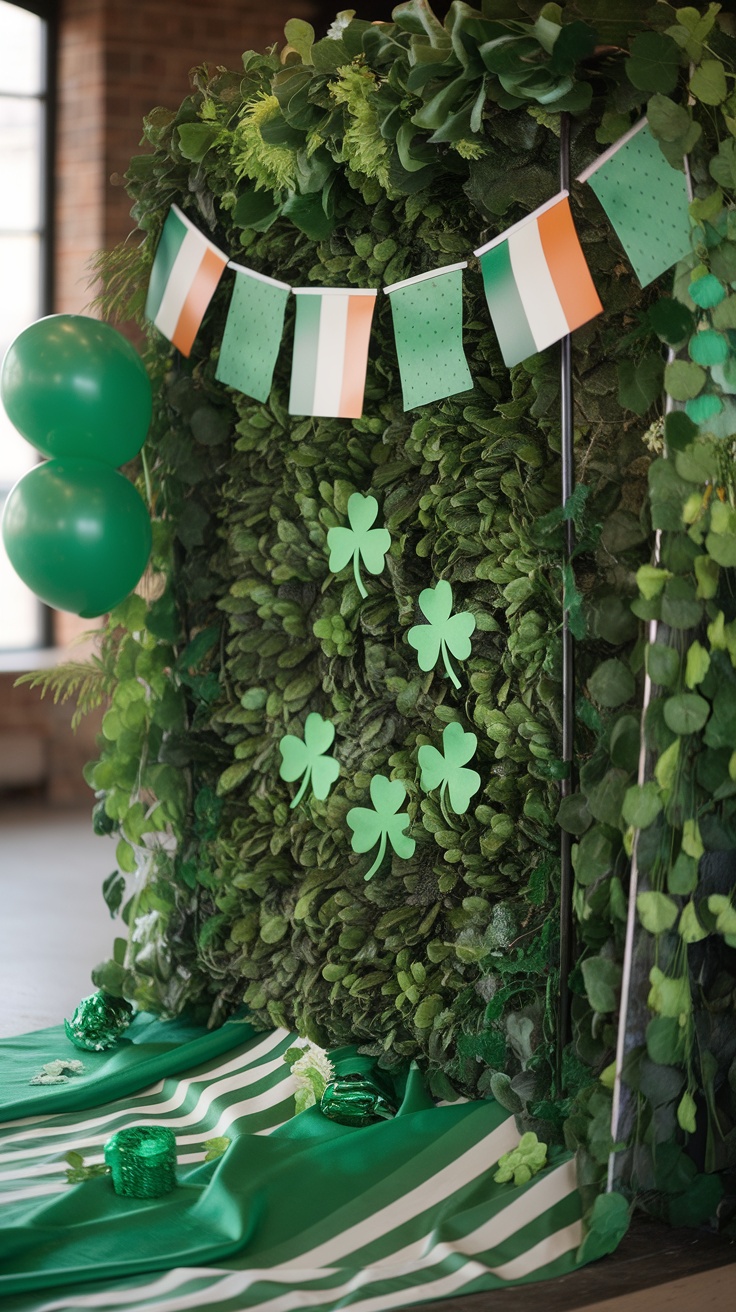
[[0, 1020, 590, 1312]]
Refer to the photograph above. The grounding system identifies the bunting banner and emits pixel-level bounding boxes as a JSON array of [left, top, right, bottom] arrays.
[[577, 118, 692, 288], [288, 288, 377, 419], [215, 263, 291, 403], [474, 192, 602, 370], [384, 263, 473, 411], [145, 205, 229, 358]]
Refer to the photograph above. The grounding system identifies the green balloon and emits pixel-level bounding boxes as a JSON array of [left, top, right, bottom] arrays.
[[0, 315, 152, 465], [2, 458, 152, 618]]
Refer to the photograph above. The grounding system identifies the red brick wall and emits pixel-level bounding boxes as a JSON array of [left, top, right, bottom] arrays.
[[4, 1, 320, 799], [55, 0, 320, 313]]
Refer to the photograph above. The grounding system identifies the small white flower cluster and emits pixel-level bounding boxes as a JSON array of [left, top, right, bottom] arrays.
[[30, 1058, 85, 1086], [285, 1038, 336, 1113], [131, 909, 161, 944]]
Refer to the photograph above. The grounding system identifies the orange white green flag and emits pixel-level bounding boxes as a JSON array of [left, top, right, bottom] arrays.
[[145, 205, 229, 358], [288, 288, 377, 419], [474, 191, 602, 369]]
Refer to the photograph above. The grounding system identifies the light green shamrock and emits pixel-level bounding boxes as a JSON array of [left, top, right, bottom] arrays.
[[278, 712, 339, 808], [346, 774, 415, 881], [407, 579, 475, 689], [418, 722, 481, 816], [326, 492, 391, 599], [493, 1132, 548, 1187]]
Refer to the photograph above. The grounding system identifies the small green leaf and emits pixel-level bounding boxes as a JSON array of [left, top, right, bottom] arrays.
[[682, 818, 704, 859], [647, 642, 680, 688], [623, 782, 663, 830], [679, 900, 708, 943], [587, 659, 635, 709], [636, 565, 672, 600], [689, 59, 727, 106], [617, 354, 664, 415], [648, 965, 692, 1019], [664, 693, 709, 735], [708, 894, 736, 936], [625, 32, 681, 94], [203, 1136, 231, 1162], [654, 737, 680, 792], [414, 994, 443, 1028], [677, 1090, 697, 1134], [694, 554, 719, 599], [576, 1192, 631, 1265], [284, 18, 315, 62], [664, 360, 707, 401], [684, 640, 710, 689], [668, 850, 698, 895], [581, 955, 622, 1014], [637, 890, 679, 934]]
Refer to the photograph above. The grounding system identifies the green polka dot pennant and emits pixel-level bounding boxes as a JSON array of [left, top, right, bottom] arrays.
[[384, 263, 473, 410], [215, 263, 291, 403], [578, 119, 692, 289]]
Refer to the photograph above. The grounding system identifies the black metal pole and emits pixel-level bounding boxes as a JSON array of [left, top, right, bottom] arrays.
[[557, 113, 576, 1079]]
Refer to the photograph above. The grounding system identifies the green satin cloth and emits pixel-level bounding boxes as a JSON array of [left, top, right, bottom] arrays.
[[0, 1010, 256, 1122], [0, 1020, 587, 1311]]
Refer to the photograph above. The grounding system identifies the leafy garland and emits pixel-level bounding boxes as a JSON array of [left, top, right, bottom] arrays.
[[34, 0, 736, 1219]]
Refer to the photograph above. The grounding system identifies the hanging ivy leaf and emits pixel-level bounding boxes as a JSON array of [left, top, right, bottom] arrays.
[[637, 891, 679, 934], [625, 33, 681, 94], [689, 59, 727, 106], [581, 955, 622, 1014], [623, 782, 663, 830], [587, 659, 636, 709], [663, 693, 710, 735]]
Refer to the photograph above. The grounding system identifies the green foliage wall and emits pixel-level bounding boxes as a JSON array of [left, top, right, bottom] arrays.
[[40, 0, 736, 1211]]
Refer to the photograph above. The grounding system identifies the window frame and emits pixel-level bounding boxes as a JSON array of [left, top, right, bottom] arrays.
[[0, 0, 57, 651]]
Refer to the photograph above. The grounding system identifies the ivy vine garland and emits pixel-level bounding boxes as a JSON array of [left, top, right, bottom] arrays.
[[26, 0, 736, 1223]]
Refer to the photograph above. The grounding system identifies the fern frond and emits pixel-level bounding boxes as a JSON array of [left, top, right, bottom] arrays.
[[87, 239, 152, 325], [15, 659, 115, 731]]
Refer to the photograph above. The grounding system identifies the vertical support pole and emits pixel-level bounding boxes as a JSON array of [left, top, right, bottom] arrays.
[[557, 112, 575, 1074], [607, 155, 695, 1188]]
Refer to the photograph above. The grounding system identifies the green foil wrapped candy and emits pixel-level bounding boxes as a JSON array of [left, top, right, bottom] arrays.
[[104, 1126, 177, 1198], [320, 1072, 397, 1126], [64, 991, 134, 1052]]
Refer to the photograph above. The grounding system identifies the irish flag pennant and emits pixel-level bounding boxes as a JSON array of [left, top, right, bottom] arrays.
[[384, 263, 472, 411], [216, 264, 291, 403], [577, 118, 692, 288], [288, 288, 377, 419], [145, 205, 229, 358], [475, 192, 602, 369]]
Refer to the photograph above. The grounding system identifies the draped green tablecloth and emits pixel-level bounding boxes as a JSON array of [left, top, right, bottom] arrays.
[[0, 1015, 598, 1312]]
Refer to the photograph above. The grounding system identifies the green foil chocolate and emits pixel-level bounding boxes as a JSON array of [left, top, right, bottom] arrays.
[[104, 1126, 177, 1198], [64, 991, 134, 1052], [320, 1072, 397, 1126]]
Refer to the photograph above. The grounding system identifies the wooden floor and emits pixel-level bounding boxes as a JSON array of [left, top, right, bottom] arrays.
[[0, 799, 734, 1310]]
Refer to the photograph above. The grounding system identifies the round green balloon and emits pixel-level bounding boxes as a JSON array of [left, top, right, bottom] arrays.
[[1, 458, 152, 618], [0, 315, 152, 465]]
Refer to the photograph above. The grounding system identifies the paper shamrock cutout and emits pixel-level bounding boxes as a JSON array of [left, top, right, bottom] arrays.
[[326, 492, 390, 599], [407, 579, 476, 689], [418, 722, 481, 816], [346, 774, 415, 881], [278, 712, 339, 808]]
